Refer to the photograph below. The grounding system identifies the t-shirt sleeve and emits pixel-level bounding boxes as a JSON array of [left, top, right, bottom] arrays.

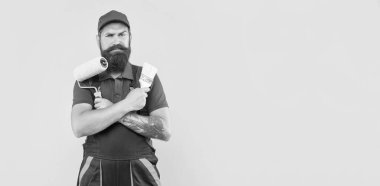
[[146, 74, 169, 113], [72, 81, 94, 107]]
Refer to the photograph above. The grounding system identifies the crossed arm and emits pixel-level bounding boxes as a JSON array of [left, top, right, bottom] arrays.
[[119, 107, 171, 141], [71, 100, 171, 141]]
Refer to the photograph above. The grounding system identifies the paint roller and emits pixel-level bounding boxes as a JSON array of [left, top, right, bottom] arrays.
[[73, 57, 108, 98]]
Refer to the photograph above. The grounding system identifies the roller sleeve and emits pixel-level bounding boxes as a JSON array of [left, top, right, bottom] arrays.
[[73, 57, 108, 82]]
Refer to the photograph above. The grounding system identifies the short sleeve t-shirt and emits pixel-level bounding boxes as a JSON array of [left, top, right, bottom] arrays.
[[72, 62, 168, 160]]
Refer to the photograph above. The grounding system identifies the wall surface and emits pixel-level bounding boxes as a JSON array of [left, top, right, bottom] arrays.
[[0, 0, 380, 185]]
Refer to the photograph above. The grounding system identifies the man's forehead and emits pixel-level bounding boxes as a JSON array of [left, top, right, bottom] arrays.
[[101, 22, 129, 33]]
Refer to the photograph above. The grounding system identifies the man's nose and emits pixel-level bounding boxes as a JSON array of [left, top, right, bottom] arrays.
[[112, 36, 123, 45]]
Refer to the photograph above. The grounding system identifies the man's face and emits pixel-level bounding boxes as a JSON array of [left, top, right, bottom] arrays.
[[98, 22, 131, 73], [98, 22, 130, 52]]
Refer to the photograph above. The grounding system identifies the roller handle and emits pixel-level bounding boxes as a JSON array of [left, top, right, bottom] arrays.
[[94, 91, 102, 98], [94, 87, 102, 98]]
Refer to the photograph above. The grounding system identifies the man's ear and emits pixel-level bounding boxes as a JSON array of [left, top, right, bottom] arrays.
[[96, 34, 100, 48], [128, 32, 132, 48]]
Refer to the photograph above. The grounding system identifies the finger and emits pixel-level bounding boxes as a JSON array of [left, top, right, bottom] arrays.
[[96, 104, 105, 109], [94, 98, 102, 104], [142, 87, 150, 92]]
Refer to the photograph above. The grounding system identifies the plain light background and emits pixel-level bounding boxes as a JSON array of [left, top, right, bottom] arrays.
[[1, 0, 380, 185]]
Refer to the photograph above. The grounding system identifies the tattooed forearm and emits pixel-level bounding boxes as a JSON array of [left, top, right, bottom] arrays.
[[119, 113, 170, 141]]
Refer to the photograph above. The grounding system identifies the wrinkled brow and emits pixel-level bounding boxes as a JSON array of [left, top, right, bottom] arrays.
[[102, 29, 129, 36]]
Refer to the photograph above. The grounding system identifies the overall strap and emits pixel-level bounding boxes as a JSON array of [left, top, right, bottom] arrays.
[[131, 64, 143, 88]]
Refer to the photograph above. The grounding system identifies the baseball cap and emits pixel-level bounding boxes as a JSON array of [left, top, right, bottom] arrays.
[[98, 10, 130, 32]]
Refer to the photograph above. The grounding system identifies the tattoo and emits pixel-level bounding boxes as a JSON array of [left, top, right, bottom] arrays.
[[119, 113, 170, 141]]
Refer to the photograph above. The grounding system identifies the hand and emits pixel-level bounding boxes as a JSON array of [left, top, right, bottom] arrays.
[[123, 87, 150, 111], [94, 98, 113, 109]]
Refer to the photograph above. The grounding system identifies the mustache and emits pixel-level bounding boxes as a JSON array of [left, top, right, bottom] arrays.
[[104, 44, 129, 53]]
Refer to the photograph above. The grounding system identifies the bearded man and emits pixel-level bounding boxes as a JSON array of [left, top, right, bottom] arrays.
[[71, 10, 170, 186]]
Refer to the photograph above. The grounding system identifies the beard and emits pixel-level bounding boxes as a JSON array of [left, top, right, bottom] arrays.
[[101, 44, 131, 73]]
